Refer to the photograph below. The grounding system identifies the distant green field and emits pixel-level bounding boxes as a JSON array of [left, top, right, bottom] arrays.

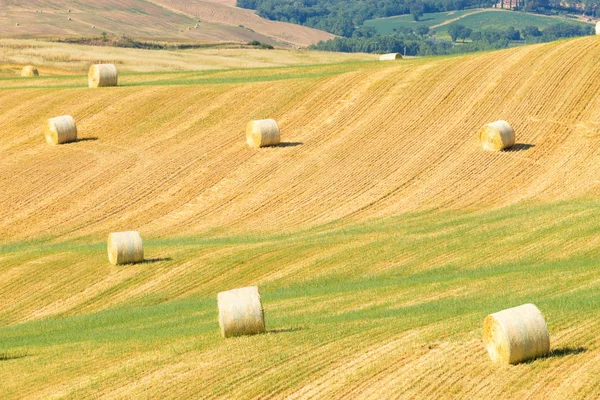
[[364, 9, 590, 35], [440, 10, 589, 33], [364, 10, 476, 34]]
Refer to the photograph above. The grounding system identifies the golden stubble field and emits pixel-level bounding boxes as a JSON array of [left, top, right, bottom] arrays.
[[1, 36, 600, 398], [1, 37, 600, 242], [0, 0, 333, 46]]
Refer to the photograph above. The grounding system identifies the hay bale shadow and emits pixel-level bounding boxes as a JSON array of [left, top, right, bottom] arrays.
[[0, 352, 28, 361], [505, 143, 534, 152], [76, 137, 99, 143], [142, 257, 173, 264], [278, 142, 303, 148], [548, 346, 587, 358], [267, 327, 305, 334]]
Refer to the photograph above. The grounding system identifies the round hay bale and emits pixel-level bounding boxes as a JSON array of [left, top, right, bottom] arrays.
[[246, 119, 280, 148], [483, 303, 550, 365], [107, 231, 144, 265], [21, 66, 39, 77], [44, 115, 77, 145], [596, 22, 600, 35], [88, 64, 118, 88], [478, 120, 515, 151], [218, 286, 265, 338], [379, 53, 402, 61]]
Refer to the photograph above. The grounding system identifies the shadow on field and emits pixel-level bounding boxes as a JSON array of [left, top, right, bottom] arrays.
[[278, 142, 303, 148], [0, 353, 28, 361], [76, 137, 99, 143], [142, 257, 173, 264], [506, 143, 535, 152], [268, 327, 305, 334], [548, 347, 587, 358]]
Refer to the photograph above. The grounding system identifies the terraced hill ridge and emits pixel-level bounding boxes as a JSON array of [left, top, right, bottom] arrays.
[[1, 37, 600, 398], [0, 0, 334, 46]]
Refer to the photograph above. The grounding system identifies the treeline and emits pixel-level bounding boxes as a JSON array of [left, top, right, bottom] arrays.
[[309, 22, 593, 55], [238, 0, 600, 36], [237, 0, 495, 36]]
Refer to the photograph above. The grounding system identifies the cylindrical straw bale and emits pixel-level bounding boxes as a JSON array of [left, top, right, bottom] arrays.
[[107, 231, 144, 265], [218, 286, 265, 338], [246, 119, 280, 148], [44, 115, 77, 145], [596, 22, 600, 35], [483, 303, 550, 365], [21, 66, 39, 77], [88, 64, 118, 88], [379, 53, 402, 61], [478, 120, 515, 151]]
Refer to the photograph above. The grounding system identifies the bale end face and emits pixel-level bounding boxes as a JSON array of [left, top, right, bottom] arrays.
[[218, 286, 265, 338], [596, 22, 600, 35], [246, 119, 281, 148], [483, 303, 550, 365], [44, 115, 77, 145], [478, 120, 515, 151], [88, 64, 118, 88], [107, 231, 144, 265], [21, 66, 39, 77]]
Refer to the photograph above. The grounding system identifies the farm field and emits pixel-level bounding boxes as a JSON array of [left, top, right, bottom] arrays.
[[0, 39, 374, 74], [0, 0, 333, 47], [364, 8, 591, 35], [1, 35, 600, 397]]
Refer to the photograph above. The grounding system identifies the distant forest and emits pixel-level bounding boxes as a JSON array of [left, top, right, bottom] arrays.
[[237, 0, 598, 55]]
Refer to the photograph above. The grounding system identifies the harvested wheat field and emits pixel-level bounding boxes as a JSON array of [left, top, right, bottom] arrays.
[[0, 0, 333, 46], [1, 36, 600, 398]]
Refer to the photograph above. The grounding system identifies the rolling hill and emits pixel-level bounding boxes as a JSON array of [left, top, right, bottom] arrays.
[[0, 0, 334, 47], [1, 36, 600, 398], [364, 8, 592, 36]]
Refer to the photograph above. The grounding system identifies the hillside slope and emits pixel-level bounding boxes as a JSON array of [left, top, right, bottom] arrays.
[[0, 0, 333, 46], [1, 37, 600, 399], [146, 0, 335, 46], [1, 37, 600, 242]]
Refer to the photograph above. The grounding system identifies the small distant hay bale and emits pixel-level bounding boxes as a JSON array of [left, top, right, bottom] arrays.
[[107, 231, 144, 265], [21, 66, 39, 77], [88, 64, 118, 88], [44, 115, 77, 145], [483, 303, 550, 365], [596, 22, 600, 35], [68, 17, 72, 21], [15, 23, 20, 26], [195, 24, 199, 29], [379, 53, 402, 61], [218, 286, 265, 338], [246, 119, 280, 148], [478, 120, 515, 151]]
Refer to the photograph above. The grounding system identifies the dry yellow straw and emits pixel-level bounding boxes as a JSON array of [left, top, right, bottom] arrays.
[[88, 64, 118, 88], [44, 115, 77, 145], [478, 120, 515, 151], [246, 119, 280, 148], [218, 286, 265, 338], [107, 231, 144, 265], [21, 66, 39, 77], [483, 303, 550, 364]]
